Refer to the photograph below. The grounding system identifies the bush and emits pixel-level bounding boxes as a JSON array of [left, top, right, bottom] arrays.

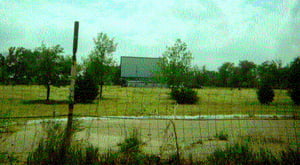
[[257, 84, 274, 105], [100, 129, 161, 165], [215, 130, 229, 140], [289, 87, 300, 105], [170, 87, 199, 104], [0, 112, 13, 133], [74, 75, 99, 103], [207, 142, 299, 165], [0, 152, 18, 164], [27, 121, 100, 165], [207, 143, 254, 165], [288, 57, 300, 105]]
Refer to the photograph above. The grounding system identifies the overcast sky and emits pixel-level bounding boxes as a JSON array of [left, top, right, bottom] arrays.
[[0, 0, 299, 70]]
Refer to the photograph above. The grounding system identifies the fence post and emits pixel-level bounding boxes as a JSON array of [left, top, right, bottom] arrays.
[[61, 21, 79, 163]]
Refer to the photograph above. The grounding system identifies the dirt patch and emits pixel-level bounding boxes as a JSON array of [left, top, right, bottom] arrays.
[[0, 118, 298, 162]]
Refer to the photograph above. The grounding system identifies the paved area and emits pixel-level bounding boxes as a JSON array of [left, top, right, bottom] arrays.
[[0, 118, 299, 161]]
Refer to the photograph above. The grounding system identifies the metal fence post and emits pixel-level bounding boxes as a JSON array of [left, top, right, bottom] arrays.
[[61, 21, 79, 163]]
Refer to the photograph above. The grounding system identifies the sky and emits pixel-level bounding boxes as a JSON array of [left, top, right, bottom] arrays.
[[0, 0, 299, 70]]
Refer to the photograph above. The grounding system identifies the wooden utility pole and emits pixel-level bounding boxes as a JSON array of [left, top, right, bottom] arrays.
[[61, 21, 79, 163]]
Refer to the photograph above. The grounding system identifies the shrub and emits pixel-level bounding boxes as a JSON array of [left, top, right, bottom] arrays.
[[27, 121, 100, 165], [207, 142, 299, 165], [207, 143, 254, 165], [0, 152, 18, 164], [100, 129, 161, 165], [170, 87, 199, 104], [0, 112, 13, 133], [257, 84, 275, 105], [280, 148, 300, 164], [215, 130, 229, 140], [288, 57, 300, 105], [289, 87, 300, 105], [74, 75, 99, 103]]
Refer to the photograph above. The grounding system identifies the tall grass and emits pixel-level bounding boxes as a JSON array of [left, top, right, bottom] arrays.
[[26, 122, 300, 164], [0, 111, 12, 133], [27, 121, 99, 165], [207, 143, 299, 165]]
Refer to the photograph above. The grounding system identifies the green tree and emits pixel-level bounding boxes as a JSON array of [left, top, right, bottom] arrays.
[[257, 84, 275, 105], [288, 56, 300, 105], [237, 60, 257, 88], [35, 44, 68, 102], [158, 39, 192, 88], [0, 53, 9, 84], [185, 66, 205, 88], [218, 62, 235, 87], [86, 32, 117, 99], [257, 61, 278, 86], [111, 65, 121, 85], [5, 47, 38, 84]]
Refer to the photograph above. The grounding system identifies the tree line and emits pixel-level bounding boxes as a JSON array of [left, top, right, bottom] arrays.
[[0, 35, 299, 101], [157, 39, 294, 90], [0, 33, 120, 101], [158, 39, 300, 105], [185, 59, 290, 89]]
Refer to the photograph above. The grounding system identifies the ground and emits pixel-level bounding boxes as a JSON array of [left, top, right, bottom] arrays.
[[0, 85, 299, 118], [0, 118, 298, 162], [0, 85, 299, 163]]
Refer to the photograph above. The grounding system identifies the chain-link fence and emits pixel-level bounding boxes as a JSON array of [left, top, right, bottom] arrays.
[[0, 85, 299, 164]]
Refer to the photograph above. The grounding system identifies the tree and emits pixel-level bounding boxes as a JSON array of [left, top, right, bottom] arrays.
[[257, 60, 289, 89], [0, 53, 9, 84], [185, 66, 205, 88], [74, 74, 99, 103], [35, 44, 68, 102], [218, 62, 235, 87], [86, 33, 117, 99], [5, 47, 38, 84], [237, 60, 257, 88], [111, 65, 121, 85], [257, 84, 275, 105], [288, 56, 300, 105], [257, 61, 278, 86], [158, 39, 192, 88]]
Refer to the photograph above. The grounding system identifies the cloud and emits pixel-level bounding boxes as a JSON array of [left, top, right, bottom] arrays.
[[0, 0, 299, 70]]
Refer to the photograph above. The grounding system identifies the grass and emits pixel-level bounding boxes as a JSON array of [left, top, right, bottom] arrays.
[[0, 85, 298, 118], [27, 123, 162, 165], [27, 121, 98, 165], [207, 143, 300, 165], [26, 121, 299, 164], [215, 130, 229, 140]]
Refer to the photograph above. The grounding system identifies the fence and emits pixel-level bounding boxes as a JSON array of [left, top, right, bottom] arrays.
[[0, 85, 299, 163]]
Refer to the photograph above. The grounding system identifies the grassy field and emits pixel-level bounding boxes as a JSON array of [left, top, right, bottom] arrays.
[[0, 85, 299, 163], [0, 85, 299, 118]]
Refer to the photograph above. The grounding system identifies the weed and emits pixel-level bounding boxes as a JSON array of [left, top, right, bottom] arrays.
[[0, 111, 13, 133], [215, 130, 229, 140], [242, 135, 284, 144], [27, 121, 100, 165], [100, 129, 161, 165], [207, 143, 253, 164], [0, 152, 18, 164], [280, 147, 300, 164], [207, 142, 299, 165]]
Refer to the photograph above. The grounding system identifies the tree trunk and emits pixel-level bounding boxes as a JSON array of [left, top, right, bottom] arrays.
[[46, 83, 50, 102], [99, 81, 103, 99]]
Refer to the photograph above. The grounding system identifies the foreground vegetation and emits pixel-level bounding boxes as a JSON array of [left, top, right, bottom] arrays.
[[23, 122, 299, 164], [0, 85, 298, 118]]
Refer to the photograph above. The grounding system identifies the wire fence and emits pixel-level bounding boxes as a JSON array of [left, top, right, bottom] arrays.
[[0, 85, 299, 163]]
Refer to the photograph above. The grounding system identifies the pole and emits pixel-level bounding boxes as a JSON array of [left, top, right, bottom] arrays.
[[61, 21, 79, 163]]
